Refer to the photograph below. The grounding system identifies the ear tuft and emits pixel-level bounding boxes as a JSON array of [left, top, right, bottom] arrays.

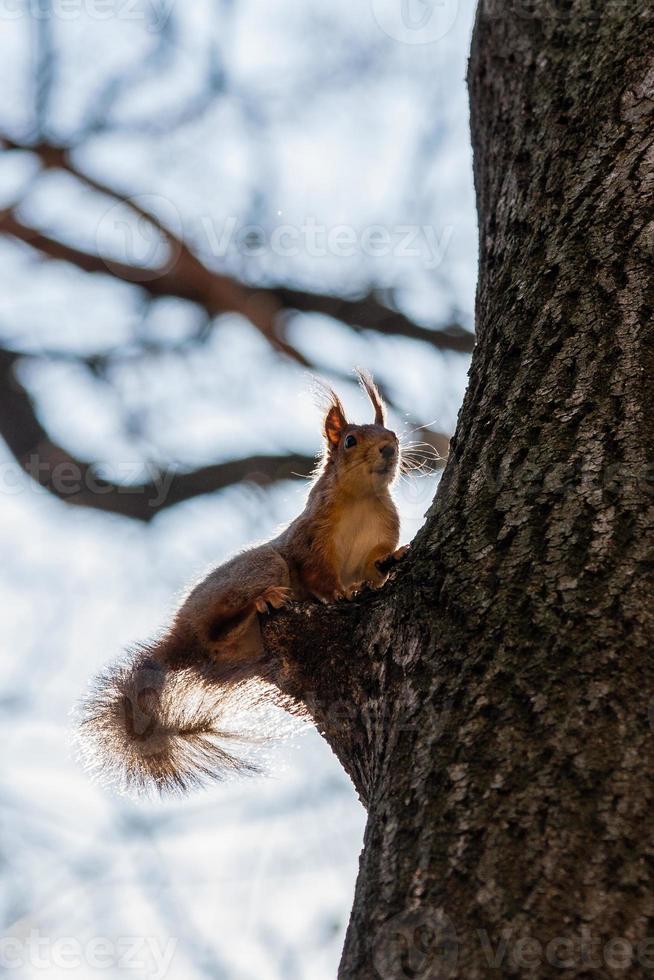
[[356, 368, 386, 425], [312, 377, 348, 449]]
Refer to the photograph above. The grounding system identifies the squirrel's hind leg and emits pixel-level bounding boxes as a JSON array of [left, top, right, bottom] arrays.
[[180, 546, 291, 667]]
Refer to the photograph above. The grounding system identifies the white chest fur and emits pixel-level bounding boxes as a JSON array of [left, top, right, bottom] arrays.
[[333, 498, 393, 586]]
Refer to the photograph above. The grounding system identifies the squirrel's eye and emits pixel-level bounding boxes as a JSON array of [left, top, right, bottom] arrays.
[[344, 434, 357, 449]]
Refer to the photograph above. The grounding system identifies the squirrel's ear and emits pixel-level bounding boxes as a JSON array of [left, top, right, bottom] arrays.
[[356, 369, 386, 425], [325, 395, 347, 449], [324, 393, 348, 448], [312, 376, 349, 448]]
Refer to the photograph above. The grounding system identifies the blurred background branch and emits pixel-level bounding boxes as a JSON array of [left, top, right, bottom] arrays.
[[0, 0, 474, 521]]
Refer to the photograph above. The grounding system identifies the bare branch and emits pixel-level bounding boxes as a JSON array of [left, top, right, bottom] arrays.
[[0, 345, 445, 520], [274, 286, 474, 353], [0, 135, 460, 516], [0, 348, 313, 522], [0, 136, 474, 356]]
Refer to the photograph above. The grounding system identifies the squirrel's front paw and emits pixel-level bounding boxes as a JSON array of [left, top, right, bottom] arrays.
[[255, 586, 292, 613], [375, 544, 411, 575]]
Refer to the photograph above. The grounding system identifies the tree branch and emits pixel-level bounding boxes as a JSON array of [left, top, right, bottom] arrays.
[[274, 286, 474, 353], [0, 345, 446, 518], [0, 135, 454, 516], [0, 348, 314, 521], [0, 135, 474, 356]]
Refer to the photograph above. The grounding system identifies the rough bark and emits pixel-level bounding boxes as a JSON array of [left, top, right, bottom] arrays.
[[264, 3, 654, 977]]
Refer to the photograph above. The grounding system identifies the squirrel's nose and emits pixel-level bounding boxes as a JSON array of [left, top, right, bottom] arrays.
[[380, 443, 396, 460]]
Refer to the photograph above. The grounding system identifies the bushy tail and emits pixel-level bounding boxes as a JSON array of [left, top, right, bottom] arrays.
[[75, 644, 303, 795]]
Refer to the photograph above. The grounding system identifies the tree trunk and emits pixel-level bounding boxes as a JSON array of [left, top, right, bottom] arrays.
[[265, 2, 654, 976]]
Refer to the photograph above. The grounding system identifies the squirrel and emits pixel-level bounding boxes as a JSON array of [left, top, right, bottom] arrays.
[[76, 370, 408, 795]]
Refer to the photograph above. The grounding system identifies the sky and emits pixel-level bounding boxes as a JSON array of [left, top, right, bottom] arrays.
[[0, 1, 478, 977]]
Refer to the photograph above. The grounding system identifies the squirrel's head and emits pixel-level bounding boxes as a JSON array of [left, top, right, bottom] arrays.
[[320, 371, 399, 495]]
